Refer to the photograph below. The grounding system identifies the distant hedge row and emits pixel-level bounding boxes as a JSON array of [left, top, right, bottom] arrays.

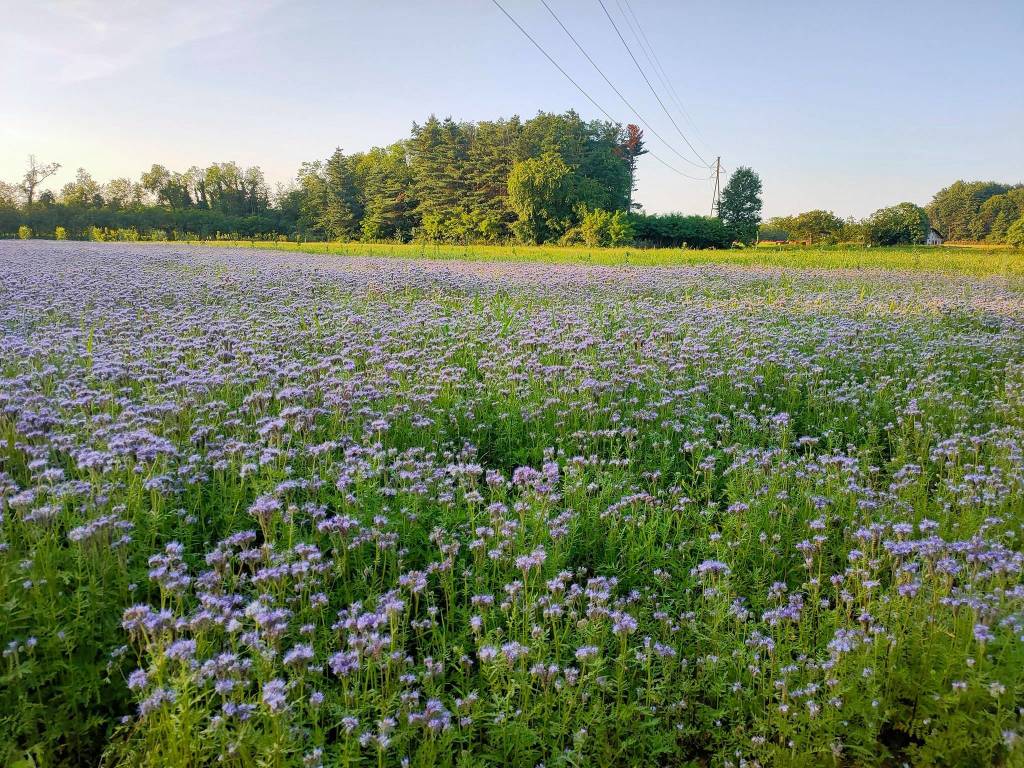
[[1, 205, 738, 250], [0, 206, 297, 242]]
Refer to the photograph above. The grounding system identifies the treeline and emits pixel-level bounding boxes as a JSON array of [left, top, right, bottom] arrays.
[[762, 182, 1024, 247], [927, 181, 1024, 243], [293, 112, 642, 244], [0, 160, 286, 241], [0, 111, 754, 249]]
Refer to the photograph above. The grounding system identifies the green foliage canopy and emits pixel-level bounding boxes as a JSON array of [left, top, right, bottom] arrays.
[[630, 212, 733, 249], [926, 181, 1024, 241], [1007, 215, 1024, 248], [5, 112, 1020, 249], [764, 209, 845, 243], [718, 167, 763, 244], [865, 202, 929, 246]]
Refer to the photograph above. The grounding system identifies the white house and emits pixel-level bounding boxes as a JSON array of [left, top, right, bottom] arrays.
[[926, 226, 944, 246]]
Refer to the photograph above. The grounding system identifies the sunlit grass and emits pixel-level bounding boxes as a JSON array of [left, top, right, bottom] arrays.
[[182, 239, 1024, 277]]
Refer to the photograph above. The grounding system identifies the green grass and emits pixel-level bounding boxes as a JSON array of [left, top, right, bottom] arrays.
[[180, 239, 1024, 277]]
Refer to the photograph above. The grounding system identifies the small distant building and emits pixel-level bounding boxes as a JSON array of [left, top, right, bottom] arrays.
[[926, 227, 944, 246]]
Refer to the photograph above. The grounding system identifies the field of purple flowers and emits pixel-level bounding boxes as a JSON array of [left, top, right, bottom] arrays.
[[2, 240, 1023, 767]]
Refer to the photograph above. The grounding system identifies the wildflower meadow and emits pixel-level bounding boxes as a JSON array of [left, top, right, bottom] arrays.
[[2, 240, 1023, 767]]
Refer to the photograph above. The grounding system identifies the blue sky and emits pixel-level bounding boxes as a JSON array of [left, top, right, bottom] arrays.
[[2, 0, 1021, 217]]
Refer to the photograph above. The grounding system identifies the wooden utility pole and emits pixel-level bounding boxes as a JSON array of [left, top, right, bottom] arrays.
[[710, 156, 722, 217]]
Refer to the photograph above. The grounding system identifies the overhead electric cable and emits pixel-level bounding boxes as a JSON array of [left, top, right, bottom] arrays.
[[596, 0, 711, 168], [537, 0, 711, 173], [489, 0, 712, 181], [617, 0, 713, 155]]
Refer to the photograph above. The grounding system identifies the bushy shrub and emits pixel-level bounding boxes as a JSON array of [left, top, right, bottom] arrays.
[[578, 209, 635, 247], [758, 225, 789, 242], [763, 210, 845, 244], [580, 209, 612, 246], [54, 226, 67, 240], [607, 211, 634, 246], [17, 224, 32, 240], [1007, 215, 1024, 248], [629, 212, 733, 248], [865, 203, 929, 246], [557, 226, 584, 246]]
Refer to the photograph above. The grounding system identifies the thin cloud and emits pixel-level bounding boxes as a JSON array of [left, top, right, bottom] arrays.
[[8, 0, 287, 82]]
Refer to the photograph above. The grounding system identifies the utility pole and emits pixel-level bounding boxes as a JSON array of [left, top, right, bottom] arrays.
[[710, 156, 721, 217]]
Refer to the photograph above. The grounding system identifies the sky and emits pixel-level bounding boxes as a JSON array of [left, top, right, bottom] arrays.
[[1, 0, 1022, 218]]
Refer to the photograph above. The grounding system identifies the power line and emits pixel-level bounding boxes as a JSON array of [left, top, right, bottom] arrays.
[[711, 155, 722, 216], [596, 0, 710, 169], [618, 0, 712, 155], [537, 0, 711, 176], [489, 0, 711, 181], [600, 0, 710, 168], [490, 0, 616, 125]]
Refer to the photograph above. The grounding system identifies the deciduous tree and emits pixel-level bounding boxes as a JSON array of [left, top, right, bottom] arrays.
[[926, 181, 1015, 241], [764, 210, 844, 243], [20, 155, 61, 205], [507, 151, 572, 244], [1007, 215, 1024, 248], [865, 202, 929, 245], [60, 168, 103, 207], [719, 167, 762, 244]]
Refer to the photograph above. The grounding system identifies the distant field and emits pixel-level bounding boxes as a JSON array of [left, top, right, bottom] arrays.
[[187, 239, 1024, 277]]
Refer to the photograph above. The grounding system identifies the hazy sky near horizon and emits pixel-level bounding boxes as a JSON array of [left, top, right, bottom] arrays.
[[1, 0, 1021, 218]]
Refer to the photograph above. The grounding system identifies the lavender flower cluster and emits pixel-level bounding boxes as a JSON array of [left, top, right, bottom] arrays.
[[1, 241, 1023, 767]]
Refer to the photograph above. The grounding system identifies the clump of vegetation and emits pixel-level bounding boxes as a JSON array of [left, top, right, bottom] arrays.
[[2, 242, 1023, 767], [718, 166, 763, 244], [0, 113, 752, 247], [762, 203, 932, 247], [628, 212, 734, 249], [1007, 215, 1024, 248], [579, 208, 634, 246], [4, 122, 1019, 249], [759, 210, 861, 245], [927, 181, 1024, 242], [864, 202, 930, 246], [763, 182, 1024, 246]]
